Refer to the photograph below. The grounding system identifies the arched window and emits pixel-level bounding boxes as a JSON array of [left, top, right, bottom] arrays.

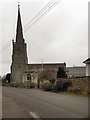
[[27, 74, 31, 81]]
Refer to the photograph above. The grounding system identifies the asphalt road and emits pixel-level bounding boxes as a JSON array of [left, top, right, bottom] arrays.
[[2, 87, 88, 118]]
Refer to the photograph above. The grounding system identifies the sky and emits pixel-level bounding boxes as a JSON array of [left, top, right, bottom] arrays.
[[0, 0, 89, 76]]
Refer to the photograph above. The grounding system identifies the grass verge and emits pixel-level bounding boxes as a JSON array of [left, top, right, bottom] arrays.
[[60, 91, 90, 97]]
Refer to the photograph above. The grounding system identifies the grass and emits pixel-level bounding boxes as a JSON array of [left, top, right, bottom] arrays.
[[60, 91, 90, 97]]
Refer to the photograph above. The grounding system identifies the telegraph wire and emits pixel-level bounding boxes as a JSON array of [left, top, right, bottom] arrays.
[[2, 0, 57, 51], [24, 0, 61, 32], [1, 0, 61, 53], [24, 0, 57, 29]]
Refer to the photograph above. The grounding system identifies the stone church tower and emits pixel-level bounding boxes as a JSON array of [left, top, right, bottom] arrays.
[[11, 4, 28, 83], [10, 3, 66, 84]]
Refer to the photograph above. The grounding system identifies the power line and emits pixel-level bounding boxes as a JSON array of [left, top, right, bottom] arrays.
[[25, 0, 61, 32], [24, 0, 57, 29], [1, 0, 61, 54], [2, 0, 57, 51]]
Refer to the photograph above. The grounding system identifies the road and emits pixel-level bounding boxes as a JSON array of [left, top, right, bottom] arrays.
[[2, 87, 88, 118]]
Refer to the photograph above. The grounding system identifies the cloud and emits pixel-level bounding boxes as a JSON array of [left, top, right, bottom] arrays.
[[0, 0, 89, 75]]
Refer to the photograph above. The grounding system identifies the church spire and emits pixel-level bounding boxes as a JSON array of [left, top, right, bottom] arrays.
[[16, 2, 24, 43]]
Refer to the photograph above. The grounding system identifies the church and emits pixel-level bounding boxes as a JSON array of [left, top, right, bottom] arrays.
[[10, 4, 66, 84]]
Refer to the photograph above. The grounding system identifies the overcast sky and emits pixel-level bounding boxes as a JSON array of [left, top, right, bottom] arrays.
[[0, 0, 89, 76]]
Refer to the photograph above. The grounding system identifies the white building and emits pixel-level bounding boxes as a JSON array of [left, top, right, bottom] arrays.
[[83, 58, 90, 77]]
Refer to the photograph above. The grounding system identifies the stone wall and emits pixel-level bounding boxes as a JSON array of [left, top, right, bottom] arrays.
[[67, 77, 88, 91]]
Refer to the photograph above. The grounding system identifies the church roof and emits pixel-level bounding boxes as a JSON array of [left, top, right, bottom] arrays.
[[27, 63, 66, 70], [27, 62, 66, 66], [66, 66, 86, 76], [16, 3, 24, 43]]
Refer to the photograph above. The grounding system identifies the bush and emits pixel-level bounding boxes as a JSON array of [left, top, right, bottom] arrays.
[[49, 79, 55, 85], [67, 87, 74, 92], [52, 78, 72, 92], [68, 87, 82, 94], [2, 82, 10, 87], [11, 83, 18, 87], [23, 82, 36, 88], [17, 83, 24, 88], [41, 82, 52, 91], [29, 82, 36, 88], [2, 82, 36, 89], [24, 84, 28, 88], [63, 80, 72, 91]]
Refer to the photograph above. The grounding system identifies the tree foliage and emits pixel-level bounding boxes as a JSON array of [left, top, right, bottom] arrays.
[[2, 75, 7, 83], [38, 68, 56, 81], [6, 73, 11, 83], [57, 67, 67, 78]]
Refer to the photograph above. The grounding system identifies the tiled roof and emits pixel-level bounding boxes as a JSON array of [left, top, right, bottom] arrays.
[[66, 66, 86, 75]]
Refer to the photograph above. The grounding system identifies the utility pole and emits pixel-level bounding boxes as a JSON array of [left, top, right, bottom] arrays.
[[42, 59, 43, 70]]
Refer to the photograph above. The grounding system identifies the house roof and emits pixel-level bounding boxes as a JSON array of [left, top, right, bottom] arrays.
[[83, 58, 90, 64], [66, 66, 86, 75]]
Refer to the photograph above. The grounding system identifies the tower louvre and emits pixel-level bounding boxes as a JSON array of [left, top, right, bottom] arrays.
[[11, 3, 28, 83]]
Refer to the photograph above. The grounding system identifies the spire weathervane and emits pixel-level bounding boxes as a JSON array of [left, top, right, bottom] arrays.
[[16, 1, 24, 43], [18, 2, 20, 9]]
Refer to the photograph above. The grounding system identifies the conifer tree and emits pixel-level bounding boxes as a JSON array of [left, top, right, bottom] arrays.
[[57, 67, 67, 78]]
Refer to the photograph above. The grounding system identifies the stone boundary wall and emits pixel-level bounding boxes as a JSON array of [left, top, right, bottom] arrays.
[[67, 77, 88, 91]]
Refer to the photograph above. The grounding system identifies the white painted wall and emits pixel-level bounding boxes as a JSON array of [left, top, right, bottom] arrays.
[[86, 63, 90, 76], [88, 2, 90, 58]]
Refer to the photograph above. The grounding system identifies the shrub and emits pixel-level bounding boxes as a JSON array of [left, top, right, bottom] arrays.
[[68, 87, 82, 94], [41, 82, 52, 91], [63, 80, 72, 91], [2, 82, 10, 87], [11, 83, 18, 87], [24, 84, 28, 88], [67, 87, 74, 92], [52, 78, 72, 92], [17, 83, 24, 88], [88, 89, 90, 94], [49, 79, 55, 85], [29, 82, 36, 88], [23, 82, 36, 88], [73, 88, 82, 94]]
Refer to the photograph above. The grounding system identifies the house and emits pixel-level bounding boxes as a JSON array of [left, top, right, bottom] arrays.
[[66, 66, 86, 78], [83, 58, 90, 77]]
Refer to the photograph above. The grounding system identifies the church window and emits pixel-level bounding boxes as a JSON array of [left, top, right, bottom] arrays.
[[27, 75, 31, 80]]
